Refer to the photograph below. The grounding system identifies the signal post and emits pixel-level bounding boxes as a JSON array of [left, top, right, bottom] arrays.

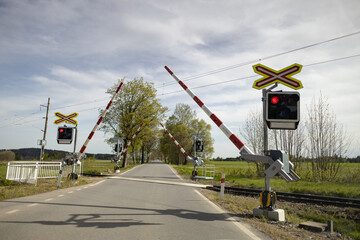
[[250, 63, 303, 221], [165, 64, 302, 222], [55, 112, 79, 180]]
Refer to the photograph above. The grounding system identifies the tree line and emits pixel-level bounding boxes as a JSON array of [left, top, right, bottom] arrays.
[[2, 77, 356, 184], [100, 77, 214, 167]]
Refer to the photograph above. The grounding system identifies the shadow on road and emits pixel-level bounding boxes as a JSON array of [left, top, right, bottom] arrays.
[[1, 200, 238, 229]]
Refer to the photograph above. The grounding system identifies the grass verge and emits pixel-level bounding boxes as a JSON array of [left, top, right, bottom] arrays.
[[202, 190, 360, 240], [173, 162, 360, 199], [172, 163, 360, 239]]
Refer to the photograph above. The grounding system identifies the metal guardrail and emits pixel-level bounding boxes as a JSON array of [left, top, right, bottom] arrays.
[[6, 161, 82, 185]]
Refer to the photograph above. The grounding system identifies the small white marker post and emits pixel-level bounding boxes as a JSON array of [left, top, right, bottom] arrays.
[[220, 173, 225, 200]]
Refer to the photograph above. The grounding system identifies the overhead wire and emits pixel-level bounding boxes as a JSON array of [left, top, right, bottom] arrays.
[[159, 53, 360, 96], [157, 30, 360, 88], [1, 31, 359, 127]]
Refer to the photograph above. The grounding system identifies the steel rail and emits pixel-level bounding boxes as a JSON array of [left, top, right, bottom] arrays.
[[207, 185, 360, 208]]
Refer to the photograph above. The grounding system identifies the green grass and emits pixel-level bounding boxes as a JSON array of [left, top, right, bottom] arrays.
[[174, 161, 360, 239], [173, 161, 360, 199], [203, 190, 360, 240]]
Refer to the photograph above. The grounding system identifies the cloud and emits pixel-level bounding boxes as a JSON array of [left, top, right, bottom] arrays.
[[0, 0, 360, 157]]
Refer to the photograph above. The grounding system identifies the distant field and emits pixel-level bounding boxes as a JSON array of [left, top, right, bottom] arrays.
[[173, 161, 360, 199]]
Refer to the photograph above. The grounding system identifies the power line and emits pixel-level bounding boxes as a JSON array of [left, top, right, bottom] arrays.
[[159, 53, 360, 96], [0, 97, 110, 127], [157, 30, 360, 88], [0, 105, 106, 129]]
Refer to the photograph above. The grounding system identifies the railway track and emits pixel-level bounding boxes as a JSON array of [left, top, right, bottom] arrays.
[[207, 185, 360, 209]]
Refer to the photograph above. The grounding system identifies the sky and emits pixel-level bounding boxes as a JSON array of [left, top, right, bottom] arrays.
[[0, 0, 360, 159]]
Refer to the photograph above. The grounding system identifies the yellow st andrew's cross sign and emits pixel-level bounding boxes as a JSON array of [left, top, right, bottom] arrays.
[[54, 112, 78, 125], [252, 63, 303, 90]]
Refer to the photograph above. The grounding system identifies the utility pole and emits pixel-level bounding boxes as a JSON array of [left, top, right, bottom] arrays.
[[40, 98, 50, 162]]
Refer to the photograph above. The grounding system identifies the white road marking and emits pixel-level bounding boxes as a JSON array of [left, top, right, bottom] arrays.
[[28, 203, 39, 207], [193, 190, 262, 240], [68, 191, 73, 194], [58, 194, 64, 197], [91, 180, 105, 186], [168, 165, 183, 180], [44, 198, 53, 202], [109, 176, 211, 188], [6, 209, 19, 214], [119, 164, 141, 175]]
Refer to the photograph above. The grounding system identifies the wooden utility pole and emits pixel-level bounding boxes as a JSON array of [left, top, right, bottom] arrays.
[[40, 98, 50, 162]]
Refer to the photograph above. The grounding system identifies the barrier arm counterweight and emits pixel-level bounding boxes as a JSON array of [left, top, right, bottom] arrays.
[[78, 79, 125, 160], [159, 122, 193, 162], [164, 66, 254, 156]]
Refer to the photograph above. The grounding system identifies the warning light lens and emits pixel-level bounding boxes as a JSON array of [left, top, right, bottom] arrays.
[[271, 96, 280, 104], [59, 128, 64, 133]]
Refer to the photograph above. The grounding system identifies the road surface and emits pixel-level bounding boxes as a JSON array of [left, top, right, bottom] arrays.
[[0, 161, 270, 240]]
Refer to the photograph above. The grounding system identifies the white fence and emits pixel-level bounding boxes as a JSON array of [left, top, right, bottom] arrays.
[[6, 161, 82, 185], [194, 164, 215, 180]]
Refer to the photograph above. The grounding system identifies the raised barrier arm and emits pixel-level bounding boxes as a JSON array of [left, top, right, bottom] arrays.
[[164, 66, 254, 156], [118, 122, 144, 159], [78, 79, 125, 160], [159, 122, 193, 162]]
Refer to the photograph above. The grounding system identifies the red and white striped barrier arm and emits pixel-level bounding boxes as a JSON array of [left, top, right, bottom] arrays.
[[159, 122, 193, 161], [119, 122, 144, 158], [78, 79, 125, 159], [164, 66, 254, 155]]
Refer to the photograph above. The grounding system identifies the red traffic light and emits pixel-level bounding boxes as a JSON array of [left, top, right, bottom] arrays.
[[59, 128, 64, 133], [270, 96, 280, 104]]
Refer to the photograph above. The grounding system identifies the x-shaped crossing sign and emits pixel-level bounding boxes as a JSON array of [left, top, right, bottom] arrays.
[[252, 63, 303, 90], [54, 112, 78, 125]]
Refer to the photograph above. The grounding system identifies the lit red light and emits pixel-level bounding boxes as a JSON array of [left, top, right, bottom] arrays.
[[271, 96, 279, 104]]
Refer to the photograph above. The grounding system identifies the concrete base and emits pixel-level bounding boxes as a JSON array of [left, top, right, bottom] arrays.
[[115, 170, 120, 173], [253, 207, 285, 222], [299, 221, 327, 232], [191, 176, 214, 180]]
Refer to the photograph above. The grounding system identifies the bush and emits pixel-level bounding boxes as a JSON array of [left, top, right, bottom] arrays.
[[0, 151, 15, 161]]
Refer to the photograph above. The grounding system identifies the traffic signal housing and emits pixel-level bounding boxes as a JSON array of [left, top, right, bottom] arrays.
[[114, 143, 123, 153], [57, 126, 73, 144], [195, 140, 204, 152], [266, 91, 300, 130]]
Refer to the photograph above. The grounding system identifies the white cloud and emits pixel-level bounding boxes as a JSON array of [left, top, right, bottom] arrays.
[[0, 0, 360, 157]]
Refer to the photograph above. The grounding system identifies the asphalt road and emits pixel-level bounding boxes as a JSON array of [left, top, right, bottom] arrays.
[[0, 161, 270, 240]]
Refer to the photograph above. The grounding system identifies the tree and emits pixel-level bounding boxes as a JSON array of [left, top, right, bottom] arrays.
[[190, 118, 214, 160], [160, 103, 214, 164], [166, 103, 196, 127], [305, 94, 349, 181], [239, 108, 267, 176], [101, 77, 167, 167], [0, 151, 15, 161], [272, 125, 306, 171]]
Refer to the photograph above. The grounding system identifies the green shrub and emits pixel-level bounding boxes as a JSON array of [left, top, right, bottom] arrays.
[[0, 151, 15, 161]]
